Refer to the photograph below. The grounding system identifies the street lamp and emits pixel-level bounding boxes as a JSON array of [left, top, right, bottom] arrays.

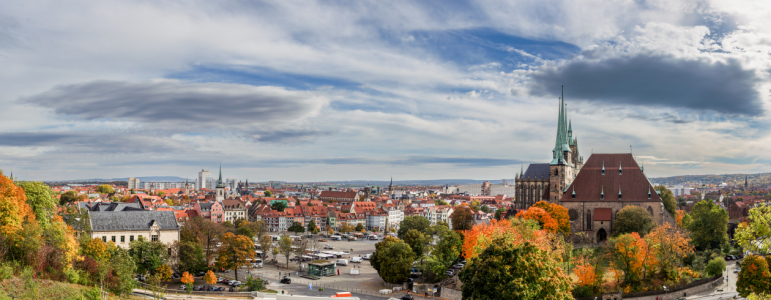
[[663, 285, 668, 300]]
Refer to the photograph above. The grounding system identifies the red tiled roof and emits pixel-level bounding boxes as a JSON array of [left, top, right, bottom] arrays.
[[561, 153, 661, 203], [594, 208, 612, 221], [319, 191, 357, 199]]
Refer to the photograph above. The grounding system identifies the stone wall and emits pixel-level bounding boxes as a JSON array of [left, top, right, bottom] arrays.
[[439, 287, 462, 300], [576, 274, 723, 300]]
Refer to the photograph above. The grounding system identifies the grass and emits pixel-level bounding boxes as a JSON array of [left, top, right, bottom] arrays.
[[0, 276, 144, 300]]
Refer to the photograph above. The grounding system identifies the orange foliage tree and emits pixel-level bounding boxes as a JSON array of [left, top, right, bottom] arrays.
[[608, 232, 652, 286], [180, 271, 194, 284], [644, 222, 694, 280], [0, 172, 37, 240], [574, 255, 598, 287], [462, 218, 550, 260], [204, 270, 217, 285], [516, 206, 559, 233], [532, 201, 571, 234]]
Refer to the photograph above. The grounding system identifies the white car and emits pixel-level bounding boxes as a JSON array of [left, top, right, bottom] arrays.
[[351, 257, 363, 263], [363, 253, 372, 260]]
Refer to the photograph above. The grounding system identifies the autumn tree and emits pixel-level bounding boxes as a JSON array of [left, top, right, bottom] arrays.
[[278, 235, 293, 268], [612, 205, 655, 237], [370, 236, 416, 283], [516, 206, 558, 233], [737, 255, 771, 298], [18, 181, 57, 229], [463, 218, 547, 260], [216, 232, 256, 281], [183, 217, 224, 264], [96, 184, 115, 194], [655, 185, 677, 216], [156, 264, 172, 281], [355, 223, 364, 232], [398, 215, 431, 238], [82, 237, 110, 260], [450, 206, 475, 232], [688, 199, 729, 250], [204, 270, 217, 285], [644, 222, 693, 280], [128, 237, 169, 276], [459, 241, 573, 300], [675, 210, 692, 228], [307, 220, 318, 234], [258, 234, 273, 260], [287, 221, 305, 234], [735, 205, 771, 255], [181, 271, 195, 294], [531, 201, 570, 234], [0, 172, 37, 243], [608, 233, 650, 287]]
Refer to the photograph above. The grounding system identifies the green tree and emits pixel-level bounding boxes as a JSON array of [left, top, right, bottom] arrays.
[[264, 190, 272, 197], [402, 229, 429, 257], [307, 220, 318, 234], [451, 206, 475, 232], [612, 205, 655, 237], [735, 205, 771, 254], [370, 236, 416, 283], [177, 241, 207, 274], [60, 191, 78, 205], [128, 237, 169, 276], [397, 215, 431, 239], [459, 241, 573, 300], [434, 199, 448, 206], [433, 226, 462, 267], [106, 246, 137, 297], [655, 185, 677, 216], [271, 201, 287, 212], [480, 205, 492, 213], [470, 199, 481, 211], [278, 235, 293, 268], [688, 200, 729, 250], [287, 221, 305, 234], [355, 223, 364, 232], [737, 255, 771, 298], [705, 257, 726, 277], [18, 181, 57, 229], [216, 232, 256, 281], [130, 189, 135, 194]]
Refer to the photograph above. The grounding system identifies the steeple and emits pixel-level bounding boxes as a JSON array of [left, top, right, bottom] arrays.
[[745, 175, 748, 190], [217, 164, 224, 188], [551, 86, 572, 165], [520, 164, 524, 177]]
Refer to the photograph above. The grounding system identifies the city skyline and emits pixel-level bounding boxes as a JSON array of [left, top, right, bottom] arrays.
[[1, 1, 771, 181]]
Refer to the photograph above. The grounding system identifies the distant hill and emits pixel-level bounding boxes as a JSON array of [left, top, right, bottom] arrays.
[[650, 173, 771, 187], [303, 179, 495, 187], [49, 176, 188, 183]]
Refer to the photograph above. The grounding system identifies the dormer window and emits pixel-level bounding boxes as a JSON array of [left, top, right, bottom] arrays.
[[618, 186, 622, 200], [602, 162, 605, 175], [619, 161, 623, 175], [648, 188, 652, 199], [600, 186, 605, 200]]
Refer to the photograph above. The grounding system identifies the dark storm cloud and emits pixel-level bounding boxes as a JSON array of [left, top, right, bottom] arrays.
[[0, 132, 181, 154], [22, 80, 325, 128], [531, 54, 762, 116]]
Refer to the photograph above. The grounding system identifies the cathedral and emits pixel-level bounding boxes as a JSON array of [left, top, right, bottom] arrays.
[[515, 90, 583, 209]]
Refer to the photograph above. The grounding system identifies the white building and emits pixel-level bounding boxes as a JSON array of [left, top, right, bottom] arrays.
[[489, 184, 516, 197], [127, 177, 140, 190], [89, 211, 180, 249], [197, 169, 213, 191], [458, 184, 482, 195]]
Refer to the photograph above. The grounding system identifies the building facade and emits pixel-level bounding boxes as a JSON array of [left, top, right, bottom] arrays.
[[89, 211, 180, 249], [197, 169, 212, 191]]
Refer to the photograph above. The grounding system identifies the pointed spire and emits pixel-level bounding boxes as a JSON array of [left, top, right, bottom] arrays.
[[521, 164, 524, 177], [641, 162, 645, 173], [217, 163, 224, 188]]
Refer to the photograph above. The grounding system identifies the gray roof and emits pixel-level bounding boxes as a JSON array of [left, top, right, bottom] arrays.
[[90, 211, 179, 232], [523, 163, 550, 179], [78, 202, 143, 212]]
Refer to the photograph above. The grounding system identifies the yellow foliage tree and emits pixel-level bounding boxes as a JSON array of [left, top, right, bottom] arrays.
[[181, 271, 194, 284], [82, 238, 110, 260], [0, 172, 37, 240], [216, 232, 256, 281], [644, 222, 694, 280], [156, 264, 172, 281], [204, 270, 217, 285]]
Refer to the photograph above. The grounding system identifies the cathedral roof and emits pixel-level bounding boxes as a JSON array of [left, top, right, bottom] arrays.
[[522, 163, 550, 180], [561, 153, 660, 203]]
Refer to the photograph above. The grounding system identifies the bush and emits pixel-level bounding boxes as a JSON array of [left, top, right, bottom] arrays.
[[572, 285, 594, 297], [64, 268, 79, 284], [0, 263, 14, 280], [83, 286, 101, 300], [319, 287, 324, 292], [706, 257, 726, 277], [246, 276, 264, 291]]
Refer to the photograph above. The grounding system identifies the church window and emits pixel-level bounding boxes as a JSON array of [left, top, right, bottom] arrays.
[[586, 211, 592, 230], [568, 209, 578, 221], [647, 206, 654, 216], [600, 194, 604, 200]]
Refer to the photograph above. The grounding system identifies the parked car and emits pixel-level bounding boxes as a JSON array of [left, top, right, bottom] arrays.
[[179, 285, 187, 290], [363, 253, 372, 260], [193, 285, 203, 291], [401, 294, 414, 300], [196, 271, 206, 276], [337, 259, 349, 266], [280, 277, 291, 284], [725, 256, 733, 261], [318, 238, 327, 242], [351, 257, 363, 263], [452, 263, 464, 269], [445, 270, 454, 276], [229, 287, 235, 292], [324, 244, 334, 249], [734, 269, 740, 274]]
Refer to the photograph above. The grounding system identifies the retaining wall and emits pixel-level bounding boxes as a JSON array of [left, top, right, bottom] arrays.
[[576, 274, 723, 300]]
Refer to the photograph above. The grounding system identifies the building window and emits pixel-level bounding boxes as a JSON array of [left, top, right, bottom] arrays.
[[102, 236, 106, 242], [130, 235, 134, 242], [121, 236, 125, 243], [152, 235, 159, 242], [111, 236, 115, 243]]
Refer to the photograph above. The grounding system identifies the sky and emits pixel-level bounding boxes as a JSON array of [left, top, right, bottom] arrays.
[[1, 0, 771, 182]]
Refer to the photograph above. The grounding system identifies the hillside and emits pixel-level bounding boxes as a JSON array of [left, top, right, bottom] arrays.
[[651, 172, 771, 187]]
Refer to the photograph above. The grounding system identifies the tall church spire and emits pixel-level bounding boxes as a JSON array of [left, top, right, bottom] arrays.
[[551, 86, 572, 165], [217, 164, 224, 188]]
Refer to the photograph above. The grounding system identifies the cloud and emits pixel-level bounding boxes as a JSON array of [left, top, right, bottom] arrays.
[[530, 54, 762, 116], [0, 131, 182, 154], [22, 80, 328, 130]]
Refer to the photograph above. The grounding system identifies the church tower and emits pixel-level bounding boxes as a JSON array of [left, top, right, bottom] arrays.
[[549, 87, 582, 204], [216, 164, 225, 202]]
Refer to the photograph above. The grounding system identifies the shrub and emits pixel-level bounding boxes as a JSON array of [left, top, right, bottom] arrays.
[[83, 286, 101, 300], [64, 268, 80, 284], [706, 257, 726, 277], [246, 276, 264, 291], [319, 287, 324, 291], [0, 262, 14, 280]]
